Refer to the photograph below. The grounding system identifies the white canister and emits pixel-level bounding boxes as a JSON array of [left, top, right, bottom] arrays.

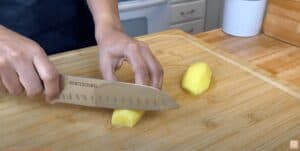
[[222, 0, 268, 37]]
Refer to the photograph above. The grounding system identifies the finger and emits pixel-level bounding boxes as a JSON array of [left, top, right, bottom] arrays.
[[116, 58, 126, 70], [125, 43, 150, 85], [99, 53, 118, 81], [0, 78, 8, 95], [33, 52, 60, 101], [9, 54, 43, 96], [0, 58, 23, 95], [139, 42, 163, 89], [158, 73, 163, 89]]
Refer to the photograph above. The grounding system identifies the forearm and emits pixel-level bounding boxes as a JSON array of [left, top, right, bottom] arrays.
[[87, 0, 122, 40], [0, 25, 12, 34]]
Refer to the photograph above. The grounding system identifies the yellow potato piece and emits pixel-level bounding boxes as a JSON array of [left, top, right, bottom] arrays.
[[112, 110, 145, 128], [181, 62, 212, 95]]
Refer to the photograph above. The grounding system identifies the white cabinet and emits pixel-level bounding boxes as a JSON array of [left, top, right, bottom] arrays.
[[170, 0, 206, 24], [168, 0, 206, 34], [170, 19, 205, 33]]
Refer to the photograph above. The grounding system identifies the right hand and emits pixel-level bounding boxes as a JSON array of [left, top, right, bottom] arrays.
[[0, 25, 60, 101]]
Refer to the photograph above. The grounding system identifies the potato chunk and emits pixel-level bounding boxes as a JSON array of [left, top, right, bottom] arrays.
[[112, 110, 145, 128], [181, 62, 212, 95]]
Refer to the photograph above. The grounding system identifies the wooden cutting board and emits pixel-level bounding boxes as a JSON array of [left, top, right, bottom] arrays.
[[1, 29, 300, 151], [263, 0, 300, 47]]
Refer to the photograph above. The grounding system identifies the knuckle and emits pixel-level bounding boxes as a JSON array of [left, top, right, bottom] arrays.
[[1, 44, 10, 52], [9, 50, 24, 60], [30, 43, 43, 54], [126, 43, 139, 54], [43, 71, 59, 82], [139, 42, 151, 53], [0, 57, 8, 69]]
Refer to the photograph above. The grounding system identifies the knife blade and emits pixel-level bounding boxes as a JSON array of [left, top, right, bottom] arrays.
[[55, 75, 179, 111]]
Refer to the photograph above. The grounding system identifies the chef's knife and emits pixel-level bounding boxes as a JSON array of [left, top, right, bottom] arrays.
[[55, 75, 179, 111]]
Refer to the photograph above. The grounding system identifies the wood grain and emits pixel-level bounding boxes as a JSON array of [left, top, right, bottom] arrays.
[[263, 0, 300, 47], [195, 28, 300, 150], [195, 29, 300, 91], [0, 29, 300, 151]]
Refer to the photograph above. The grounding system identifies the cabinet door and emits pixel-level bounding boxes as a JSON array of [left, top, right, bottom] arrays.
[[170, 0, 206, 24], [170, 19, 205, 34], [205, 0, 224, 31]]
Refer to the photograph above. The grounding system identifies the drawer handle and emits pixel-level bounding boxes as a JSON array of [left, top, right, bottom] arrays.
[[180, 9, 195, 16]]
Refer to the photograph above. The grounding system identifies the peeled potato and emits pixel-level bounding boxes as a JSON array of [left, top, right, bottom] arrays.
[[112, 110, 145, 128], [181, 62, 212, 95]]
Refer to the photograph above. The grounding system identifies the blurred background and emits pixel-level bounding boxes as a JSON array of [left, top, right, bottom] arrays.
[[118, 0, 223, 36]]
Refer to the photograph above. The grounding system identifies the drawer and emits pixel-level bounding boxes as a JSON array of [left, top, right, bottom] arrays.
[[170, 0, 206, 24], [170, 19, 205, 34]]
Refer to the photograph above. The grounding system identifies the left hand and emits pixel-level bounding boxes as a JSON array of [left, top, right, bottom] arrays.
[[96, 28, 163, 89]]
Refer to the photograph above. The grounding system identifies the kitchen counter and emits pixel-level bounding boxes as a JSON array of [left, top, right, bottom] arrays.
[[195, 29, 300, 89]]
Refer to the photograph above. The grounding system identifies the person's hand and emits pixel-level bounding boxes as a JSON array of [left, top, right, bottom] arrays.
[[0, 25, 60, 101], [96, 28, 163, 89]]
